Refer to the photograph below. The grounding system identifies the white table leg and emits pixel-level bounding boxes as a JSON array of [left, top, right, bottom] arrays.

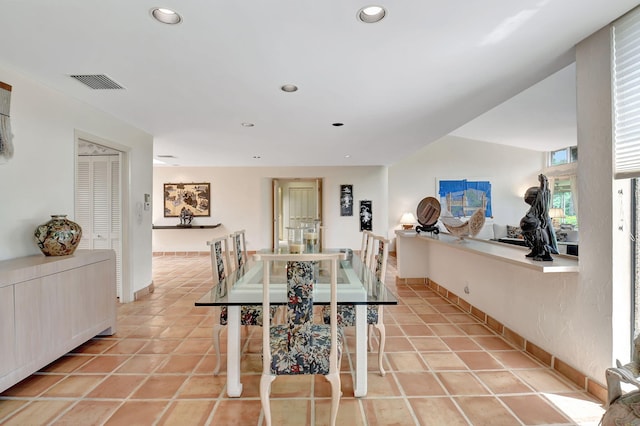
[[354, 304, 367, 397], [226, 305, 243, 397]]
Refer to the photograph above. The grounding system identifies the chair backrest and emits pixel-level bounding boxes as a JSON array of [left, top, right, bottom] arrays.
[[231, 230, 247, 270], [257, 253, 341, 375], [207, 235, 231, 285], [369, 234, 389, 285], [360, 230, 374, 265]]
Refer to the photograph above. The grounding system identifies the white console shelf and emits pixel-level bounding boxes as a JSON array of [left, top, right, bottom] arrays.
[[0, 249, 117, 393], [396, 230, 578, 279]]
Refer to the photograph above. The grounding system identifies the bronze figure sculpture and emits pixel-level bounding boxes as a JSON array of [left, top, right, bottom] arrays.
[[178, 207, 194, 227], [519, 174, 558, 261]]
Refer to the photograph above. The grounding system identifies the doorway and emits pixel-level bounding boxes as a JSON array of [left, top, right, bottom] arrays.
[[272, 178, 322, 251], [75, 134, 127, 301]]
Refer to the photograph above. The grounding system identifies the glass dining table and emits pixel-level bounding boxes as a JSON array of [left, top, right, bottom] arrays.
[[195, 248, 398, 398]]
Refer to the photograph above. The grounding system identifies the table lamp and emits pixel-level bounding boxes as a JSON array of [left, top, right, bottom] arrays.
[[549, 208, 565, 229], [400, 212, 417, 230]]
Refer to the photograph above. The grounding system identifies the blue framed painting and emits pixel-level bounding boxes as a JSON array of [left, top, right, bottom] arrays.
[[438, 179, 492, 218]]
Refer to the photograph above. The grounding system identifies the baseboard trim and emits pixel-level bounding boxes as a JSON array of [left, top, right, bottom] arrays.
[[134, 281, 155, 300], [399, 276, 607, 403], [152, 250, 257, 257], [153, 251, 209, 256]]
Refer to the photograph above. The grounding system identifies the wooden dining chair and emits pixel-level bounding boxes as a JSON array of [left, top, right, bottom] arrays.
[[231, 229, 248, 270], [323, 234, 389, 376], [257, 253, 343, 426], [207, 234, 269, 375]]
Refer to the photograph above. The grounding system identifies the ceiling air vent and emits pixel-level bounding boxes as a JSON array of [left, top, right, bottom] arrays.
[[70, 74, 124, 90]]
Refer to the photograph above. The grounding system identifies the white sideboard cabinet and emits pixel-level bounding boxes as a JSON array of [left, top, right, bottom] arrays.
[[0, 249, 117, 393]]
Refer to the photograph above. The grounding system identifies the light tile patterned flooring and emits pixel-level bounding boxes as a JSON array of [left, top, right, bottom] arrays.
[[0, 254, 606, 425]]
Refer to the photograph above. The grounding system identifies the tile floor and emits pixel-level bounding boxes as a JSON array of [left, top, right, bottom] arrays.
[[0, 254, 606, 425]]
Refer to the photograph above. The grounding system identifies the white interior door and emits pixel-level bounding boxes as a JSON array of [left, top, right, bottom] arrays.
[[76, 153, 123, 300], [272, 178, 322, 250]]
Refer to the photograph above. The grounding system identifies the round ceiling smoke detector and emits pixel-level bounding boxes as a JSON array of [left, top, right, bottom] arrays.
[[281, 84, 298, 93], [358, 6, 386, 23], [151, 8, 182, 24]]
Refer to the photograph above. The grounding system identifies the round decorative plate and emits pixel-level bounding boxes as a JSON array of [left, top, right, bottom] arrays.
[[416, 197, 441, 227]]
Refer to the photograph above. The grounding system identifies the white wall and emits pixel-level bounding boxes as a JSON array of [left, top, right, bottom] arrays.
[[389, 135, 545, 245], [398, 233, 582, 373], [152, 166, 388, 252], [383, 25, 631, 384], [577, 27, 632, 377], [0, 66, 154, 298], [153, 138, 545, 253]]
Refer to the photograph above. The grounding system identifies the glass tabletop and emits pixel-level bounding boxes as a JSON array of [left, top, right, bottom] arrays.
[[195, 248, 398, 306]]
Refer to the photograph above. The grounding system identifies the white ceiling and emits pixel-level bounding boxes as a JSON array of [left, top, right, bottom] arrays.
[[0, 1, 636, 167], [451, 62, 577, 152]]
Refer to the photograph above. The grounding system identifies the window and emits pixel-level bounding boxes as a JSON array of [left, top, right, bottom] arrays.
[[552, 178, 577, 227], [634, 179, 639, 340], [549, 146, 578, 167], [613, 8, 640, 179], [614, 4, 640, 361]]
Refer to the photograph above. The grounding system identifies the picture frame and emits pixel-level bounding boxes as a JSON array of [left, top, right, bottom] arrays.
[[437, 178, 492, 218], [164, 182, 210, 217], [359, 200, 372, 231], [340, 184, 353, 216]]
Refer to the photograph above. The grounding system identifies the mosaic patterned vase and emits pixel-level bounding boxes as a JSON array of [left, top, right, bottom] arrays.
[[34, 215, 82, 256]]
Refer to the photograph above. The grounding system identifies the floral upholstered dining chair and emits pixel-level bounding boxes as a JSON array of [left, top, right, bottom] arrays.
[[323, 234, 389, 376], [207, 234, 270, 375], [257, 254, 343, 426], [360, 230, 374, 266], [231, 229, 248, 270]]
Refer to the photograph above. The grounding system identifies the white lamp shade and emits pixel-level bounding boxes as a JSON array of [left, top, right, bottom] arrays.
[[400, 212, 417, 225], [549, 208, 565, 218]]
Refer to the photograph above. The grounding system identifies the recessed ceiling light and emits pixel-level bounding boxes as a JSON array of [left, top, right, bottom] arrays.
[[150, 7, 182, 24], [332, 122, 344, 127], [241, 122, 255, 127], [281, 84, 298, 92], [344, 154, 351, 158], [358, 5, 386, 23]]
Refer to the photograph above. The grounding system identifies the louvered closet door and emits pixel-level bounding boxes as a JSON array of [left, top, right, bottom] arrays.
[[288, 186, 315, 226], [76, 155, 122, 299]]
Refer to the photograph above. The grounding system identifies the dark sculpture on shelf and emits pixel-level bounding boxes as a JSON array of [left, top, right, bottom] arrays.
[[520, 174, 559, 261], [178, 207, 194, 227]]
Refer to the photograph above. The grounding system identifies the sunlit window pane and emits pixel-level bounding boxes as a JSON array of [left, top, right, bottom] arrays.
[[548, 146, 577, 167], [552, 178, 577, 226], [551, 149, 568, 165]]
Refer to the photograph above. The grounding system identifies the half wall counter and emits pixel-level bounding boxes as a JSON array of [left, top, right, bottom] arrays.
[[393, 230, 606, 400], [396, 230, 578, 278]]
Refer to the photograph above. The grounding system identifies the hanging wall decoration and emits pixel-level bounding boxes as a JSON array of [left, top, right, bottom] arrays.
[[0, 81, 14, 162], [340, 184, 353, 216], [359, 200, 372, 231], [437, 178, 492, 218], [163, 182, 210, 217]]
